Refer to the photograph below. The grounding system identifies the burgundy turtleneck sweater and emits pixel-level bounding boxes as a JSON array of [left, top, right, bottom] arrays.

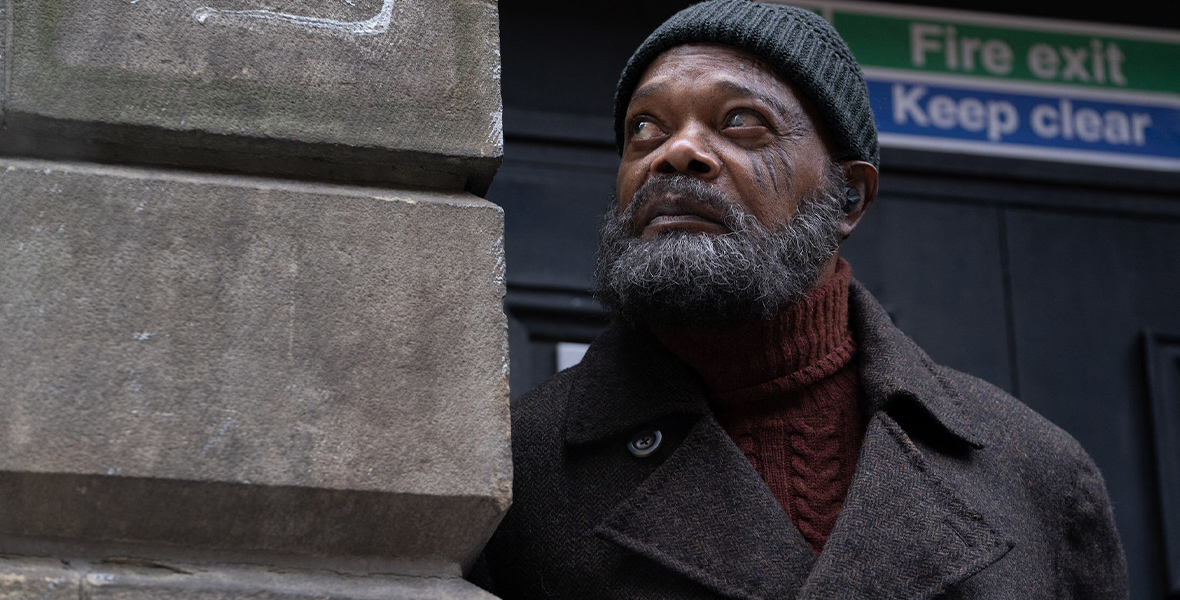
[[655, 259, 865, 554]]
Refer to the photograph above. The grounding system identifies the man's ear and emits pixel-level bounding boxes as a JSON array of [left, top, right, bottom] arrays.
[[839, 160, 878, 240]]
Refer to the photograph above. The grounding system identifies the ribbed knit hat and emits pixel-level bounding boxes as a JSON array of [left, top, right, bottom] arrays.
[[614, 0, 879, 167]]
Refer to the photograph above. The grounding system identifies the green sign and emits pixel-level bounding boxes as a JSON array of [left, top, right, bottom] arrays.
[[764, 0, 1180, 171], [774, 0, 1180, 98]]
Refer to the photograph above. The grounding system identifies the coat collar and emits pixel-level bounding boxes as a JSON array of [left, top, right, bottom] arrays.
[[562, 320, 711, 445], [564, 278, 988, 449], [848, 280, 989, 448]]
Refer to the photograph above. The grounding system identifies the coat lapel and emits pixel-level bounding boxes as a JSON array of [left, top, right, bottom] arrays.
[[796, 282, 1015, 598], [799, 412, 1012, 599], [563, 322, 712, 445], [596, 415, 816, 600], [565, 322, 816, 599]]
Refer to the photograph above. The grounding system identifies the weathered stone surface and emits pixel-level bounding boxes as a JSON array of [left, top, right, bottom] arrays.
[[0, 556, 81, 600], [0, 556, 495, 599], [0, 158, 510, 567], [81, 563, 497, 600], [0, 2, 6, 107], [0, 0, 502, 192]]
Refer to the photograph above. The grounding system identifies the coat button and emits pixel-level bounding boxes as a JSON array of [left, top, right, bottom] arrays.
[[627, 429, 662, 458]]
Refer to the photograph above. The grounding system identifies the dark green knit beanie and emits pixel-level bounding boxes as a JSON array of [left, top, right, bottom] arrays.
[[614, 0, 879, 168]]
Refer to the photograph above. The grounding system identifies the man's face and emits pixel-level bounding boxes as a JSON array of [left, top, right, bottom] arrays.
[[615, 43, 835, 236], [594, 43, 848, 329]]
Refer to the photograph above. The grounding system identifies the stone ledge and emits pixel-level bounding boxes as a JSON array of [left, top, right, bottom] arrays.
[[0, 114, 501, 195], [0, 556, 496, 600], [0, 473, 505, 567]]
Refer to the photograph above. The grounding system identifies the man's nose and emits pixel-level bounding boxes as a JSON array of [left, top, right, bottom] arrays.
[[650, 125, 721, 179]]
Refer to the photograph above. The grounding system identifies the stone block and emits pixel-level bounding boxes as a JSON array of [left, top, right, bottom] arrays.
[[0, 556, 81, 600], [0, 0, 502, 193], [0, 158, 510, 570]]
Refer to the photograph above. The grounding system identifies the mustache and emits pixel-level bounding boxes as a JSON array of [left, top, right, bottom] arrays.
[[621, 175, 746, 235]]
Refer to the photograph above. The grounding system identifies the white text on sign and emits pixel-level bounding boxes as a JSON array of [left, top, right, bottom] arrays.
[[910, 24, 1128, 86], [892, 84, 1153, 145]]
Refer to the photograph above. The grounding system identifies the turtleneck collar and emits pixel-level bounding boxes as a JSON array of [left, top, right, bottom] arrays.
[[653, 258, 856, 406]]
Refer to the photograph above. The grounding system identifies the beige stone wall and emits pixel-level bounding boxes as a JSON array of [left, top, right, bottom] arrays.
[[0, 1, 508, 597]]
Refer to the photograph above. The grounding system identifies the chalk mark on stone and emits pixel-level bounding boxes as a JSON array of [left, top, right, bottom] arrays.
[[192, 0, 394, 35]]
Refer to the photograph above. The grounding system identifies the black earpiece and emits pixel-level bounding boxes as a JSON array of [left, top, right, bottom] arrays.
[[842, 187, 861, 213]]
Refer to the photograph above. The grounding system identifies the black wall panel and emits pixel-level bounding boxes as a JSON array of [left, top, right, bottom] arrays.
[[1145, 331, 1180, 593], [842, 198, 1013, 393], [1006, 210, 1180, 599], [490, 147, 616, 292]]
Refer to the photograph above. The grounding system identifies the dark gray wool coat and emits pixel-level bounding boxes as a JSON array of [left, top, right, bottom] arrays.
[[471, 281, 1129, 599]]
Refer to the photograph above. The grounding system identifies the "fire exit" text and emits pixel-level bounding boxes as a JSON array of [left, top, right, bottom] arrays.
[[910, 23, 1128, 86]]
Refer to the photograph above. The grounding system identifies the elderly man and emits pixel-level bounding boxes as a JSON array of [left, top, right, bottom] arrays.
[[473, 1, 1129, 597]]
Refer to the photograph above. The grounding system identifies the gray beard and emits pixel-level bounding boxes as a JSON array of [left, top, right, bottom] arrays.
[[593, 168, 846, 329]]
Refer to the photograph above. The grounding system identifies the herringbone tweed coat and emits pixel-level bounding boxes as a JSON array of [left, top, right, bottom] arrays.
[[472, 281, 1128, 599]]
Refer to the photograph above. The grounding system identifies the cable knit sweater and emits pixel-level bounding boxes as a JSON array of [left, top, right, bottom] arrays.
[[655, 259, 865, 554]]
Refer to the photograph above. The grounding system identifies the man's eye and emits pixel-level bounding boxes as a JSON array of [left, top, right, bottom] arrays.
[[723, 109, 767, 130], [631, 119, 664, 141]]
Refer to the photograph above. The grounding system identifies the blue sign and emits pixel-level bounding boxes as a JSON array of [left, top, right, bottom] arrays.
[[866, 73, 1180, 170]]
